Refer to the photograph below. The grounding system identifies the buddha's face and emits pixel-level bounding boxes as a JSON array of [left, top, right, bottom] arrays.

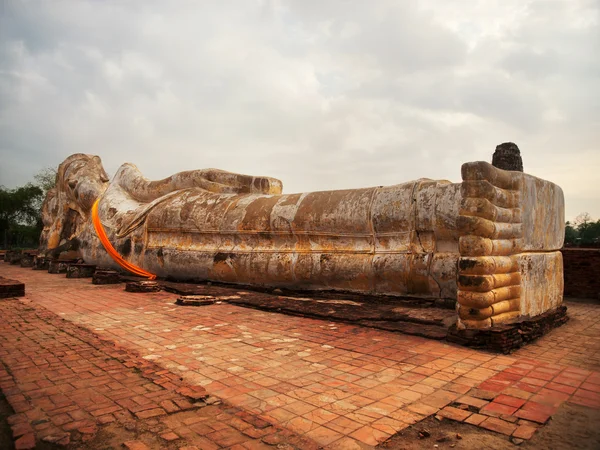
[[61, 155, 110, 212]]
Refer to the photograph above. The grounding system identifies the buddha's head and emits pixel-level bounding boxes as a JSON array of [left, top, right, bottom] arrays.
[[40, 154, 110, 255]]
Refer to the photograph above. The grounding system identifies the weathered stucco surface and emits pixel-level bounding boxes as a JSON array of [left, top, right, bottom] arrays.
[[518, 251, 564, 316], [40, 154, 565, 330], [85, 171, 462, 298], [521, 175, 565, 251]]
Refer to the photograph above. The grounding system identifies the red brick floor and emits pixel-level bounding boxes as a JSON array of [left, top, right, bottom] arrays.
[[1, 264, 599, 448], [0, 294, 317, 450], [512, 299, 600, 370]]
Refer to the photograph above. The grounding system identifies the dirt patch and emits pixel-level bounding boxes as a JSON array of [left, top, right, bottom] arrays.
[[521, 402, 600, 450], [379, 402, 600, 450]]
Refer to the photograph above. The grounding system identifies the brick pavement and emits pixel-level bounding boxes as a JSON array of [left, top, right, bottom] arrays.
[[512, 299, 600, 369], [1, 264, 599, 448], [0, 294, 316, 449]]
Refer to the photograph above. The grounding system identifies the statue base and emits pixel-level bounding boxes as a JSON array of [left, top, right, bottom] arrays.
[[92, 269, 121, 284], [0, 277, 25, 298], [20, 253, 34, 267], [66, 264, 97, 278], [447, 305, 568, 353], [33, 256, 50, 270], [48, 260, 78, 274], [125, 281, 161, 293]]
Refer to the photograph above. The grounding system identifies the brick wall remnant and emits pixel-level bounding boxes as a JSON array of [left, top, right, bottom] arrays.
[[562, 248, 600, 299], [492, 142, 523, 172]]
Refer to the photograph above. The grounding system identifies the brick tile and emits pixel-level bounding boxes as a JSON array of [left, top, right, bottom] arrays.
[[420, 390, 458, 409], [326, 416, 363, 435], [528, 371, 554, 381], [134, 407, 166, 419], [326, 436, 365, 450], [123, 441, 150, 450], [477, 381, 507, 393], [406, 402, 438, 416], [303, 408, 339, 426], [263, 407, 296, 424], [97, 414, 116, 424], [512, 382, 540, 394], [11, 422, 33, 438], [500, 387, 532, 400], [388, 409, 424, 425], [283, 400, 317, 415], [206, 427, 248, 447], [521, 377, 547, 387], [580, 382, 600, 393], [89, 404, 121, 417], [372, 417, 410, 435], [480, 417, 517, 436], [492, 371, 522, 382], [552, 375, 583, 388], [159, 399, 180, 413], [395, 389, 422, 403], [159, 431, 180, 441], [456, 395, 488, 409], [494, 395, 526, 409], [512, 424, 537, 440], [530, 390, 569, 408], [14, 433, 35, 450], [350, 425, 391, 446], [304, 426, 343, 446], [480, 402, 518, 417], [522, 401, 555, 416], [438, 406, 471, 422], [444, 382, 472, 394], [514, 408, 551, 424], [464, 413, 486, 426]]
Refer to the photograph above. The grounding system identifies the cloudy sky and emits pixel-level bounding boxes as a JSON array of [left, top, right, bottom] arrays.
[[1, 0, 598, 221]]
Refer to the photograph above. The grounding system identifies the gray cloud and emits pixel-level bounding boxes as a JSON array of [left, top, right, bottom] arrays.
[[0, 0, 598, 221]]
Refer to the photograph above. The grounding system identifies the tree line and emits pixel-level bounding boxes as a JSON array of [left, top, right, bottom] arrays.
[[0, 168, 56, 249], [565, 213, 600, 247]]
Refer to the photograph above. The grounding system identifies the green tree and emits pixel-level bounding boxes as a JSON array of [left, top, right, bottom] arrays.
[[564, 221, 578, 245], [0, 183, 44, 249], [578, 219, 600, 245], [565, 213, 600, 247], [0, 166, 57, 249]]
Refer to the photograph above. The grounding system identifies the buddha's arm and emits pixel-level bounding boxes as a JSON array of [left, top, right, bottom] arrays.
[[114, 163, 283, 203]]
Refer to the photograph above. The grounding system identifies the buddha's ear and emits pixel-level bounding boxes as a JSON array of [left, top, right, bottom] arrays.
[[92, 155, 110, 182]]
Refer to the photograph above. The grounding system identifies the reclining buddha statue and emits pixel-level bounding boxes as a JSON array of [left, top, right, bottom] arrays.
[[39, 143, 565, 330]]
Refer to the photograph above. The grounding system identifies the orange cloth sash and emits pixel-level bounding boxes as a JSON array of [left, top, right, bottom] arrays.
[[91, 199, 156, 280]]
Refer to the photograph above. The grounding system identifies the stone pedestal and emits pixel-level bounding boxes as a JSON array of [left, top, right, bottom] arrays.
[[92, 269, 121, 284], [20, 253, 34, 267], [33, 256, 50, 270], [6, 251, 22, 265], [125, 281, 161, 293], [0, 277, 25, 298], [48, 260, 77, 274], [176, 295, 217, 306], [66, 264, 96, 278]]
